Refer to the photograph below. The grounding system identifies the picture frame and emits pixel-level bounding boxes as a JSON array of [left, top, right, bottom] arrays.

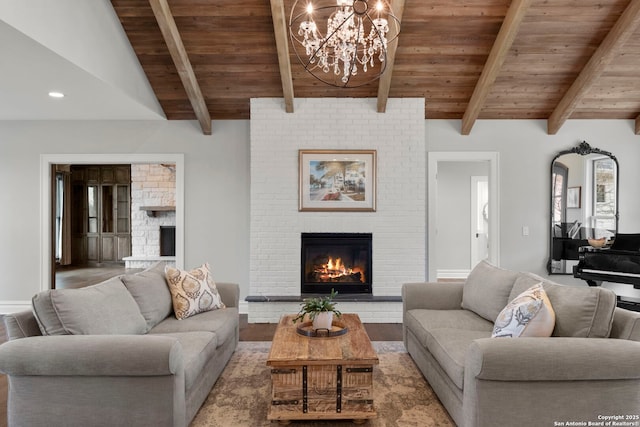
[[567, 186, 581, 208], [299, 149, 377, 212]]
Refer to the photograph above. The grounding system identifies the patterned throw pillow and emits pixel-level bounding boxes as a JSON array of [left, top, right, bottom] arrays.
[[164, 263, 225, 320], [491, 282, 555, 338]]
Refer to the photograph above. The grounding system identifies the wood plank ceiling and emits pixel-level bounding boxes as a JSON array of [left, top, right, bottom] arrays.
[[111, 0, 640, 135]]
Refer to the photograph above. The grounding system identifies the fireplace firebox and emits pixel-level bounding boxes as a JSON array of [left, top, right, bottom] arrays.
[[160, 226, 176, 256], [301, 233, 372, 294]]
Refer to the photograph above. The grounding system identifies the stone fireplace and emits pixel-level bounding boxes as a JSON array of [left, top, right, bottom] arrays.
[[301, 233, 372, 294], [123, 164, 176, 269], [248, 98, 426, 322]]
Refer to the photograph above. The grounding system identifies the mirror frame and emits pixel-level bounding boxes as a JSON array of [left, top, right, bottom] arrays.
[[547, 141, 619, 275]]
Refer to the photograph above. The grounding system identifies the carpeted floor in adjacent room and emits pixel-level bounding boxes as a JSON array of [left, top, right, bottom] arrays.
[[191, 341, 454, 427]]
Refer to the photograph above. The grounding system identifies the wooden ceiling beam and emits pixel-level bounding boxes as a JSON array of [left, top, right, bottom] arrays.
[[377, 0, 405, 113], [270, 0, 294, 113], [460, 0, 533, 135], [149, 0, 212, 135], [547, 0, 640, 135]]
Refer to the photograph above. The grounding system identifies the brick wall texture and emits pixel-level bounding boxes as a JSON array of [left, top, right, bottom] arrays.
[[249, 98, 426, 322], [130, 164, 176, 257]]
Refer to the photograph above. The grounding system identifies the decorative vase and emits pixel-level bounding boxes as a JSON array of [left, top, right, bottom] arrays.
[[312, 312, 333, 331]]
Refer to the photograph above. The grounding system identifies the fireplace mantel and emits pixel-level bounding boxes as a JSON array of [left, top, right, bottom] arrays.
[[139, 205, 176, 217]]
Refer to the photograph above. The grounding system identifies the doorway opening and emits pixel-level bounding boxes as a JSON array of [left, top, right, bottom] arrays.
[[41, 154, 184, 292], [471, 176, 489, 268], [427, 152, 500, 282]]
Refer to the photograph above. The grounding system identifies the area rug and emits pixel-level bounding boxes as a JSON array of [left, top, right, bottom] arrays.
[[191, 341, 455, 426]]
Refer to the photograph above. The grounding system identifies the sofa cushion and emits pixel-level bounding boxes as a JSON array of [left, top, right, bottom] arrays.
[[32, 277, 147, 335], [165, 263, 225, 320], [404, 309, 493, 348], [462, 260, 518, 322], [492, 283, 555, 338], [510, 273, 616, 338], [426, 328, 491, 390], [149, 307, 239, 347], [121, 262, 173, 331], [154, 332, 218, 392]]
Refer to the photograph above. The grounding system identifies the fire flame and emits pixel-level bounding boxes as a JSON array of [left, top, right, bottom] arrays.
[[326, 257, 346, 273], [315, 257, 365, 283]]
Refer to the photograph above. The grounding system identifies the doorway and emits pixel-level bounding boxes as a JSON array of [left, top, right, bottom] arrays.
[[53, 164, 133, 288], [427, 152, 500, 282], [471, 175, 489, 268], [41, 154, 185, 292]]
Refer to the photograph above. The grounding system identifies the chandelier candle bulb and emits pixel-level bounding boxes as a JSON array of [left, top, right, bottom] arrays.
[[289, 0, 400, 87]]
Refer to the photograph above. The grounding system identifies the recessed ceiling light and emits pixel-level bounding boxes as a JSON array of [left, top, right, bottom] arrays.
[[48, 91, 65, 98]]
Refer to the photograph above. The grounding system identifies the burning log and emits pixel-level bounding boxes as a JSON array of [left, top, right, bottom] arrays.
[[310, 271, 362, 283], [308, 257, 365, 283]]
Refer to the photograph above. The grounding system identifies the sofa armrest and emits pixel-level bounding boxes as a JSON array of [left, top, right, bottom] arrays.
[[464, 337, 640, 426], [466, 337, 640, 382], [610, 307, 640, 341], [217, 282, 240, 308], [402, 281, 464, 312], [0, 335, 183, 377]]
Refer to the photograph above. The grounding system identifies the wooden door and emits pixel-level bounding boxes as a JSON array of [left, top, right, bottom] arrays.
[[71, 165, 131, 264]]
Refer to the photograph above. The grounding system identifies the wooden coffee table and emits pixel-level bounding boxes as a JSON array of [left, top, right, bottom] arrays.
[[267, 313, 379, 424]]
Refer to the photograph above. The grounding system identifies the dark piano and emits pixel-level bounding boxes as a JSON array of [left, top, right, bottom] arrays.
[[573, 233, 640, 311]]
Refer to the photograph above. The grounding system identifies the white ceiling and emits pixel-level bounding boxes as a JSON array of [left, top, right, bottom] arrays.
[[0, 1, 165, 121]]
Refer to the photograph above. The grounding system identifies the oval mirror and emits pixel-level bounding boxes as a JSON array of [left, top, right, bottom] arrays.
[[548, 141, 619, 274]]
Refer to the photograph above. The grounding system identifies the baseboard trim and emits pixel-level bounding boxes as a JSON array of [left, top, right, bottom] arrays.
[[0, 301, 32, 314], [437, 269, 470, 280]]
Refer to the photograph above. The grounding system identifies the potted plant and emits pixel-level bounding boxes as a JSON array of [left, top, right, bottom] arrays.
[[293, 289, 342, 330]]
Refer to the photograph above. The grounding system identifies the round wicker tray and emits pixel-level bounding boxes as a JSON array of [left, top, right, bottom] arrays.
[[295, 320, 349, 338]]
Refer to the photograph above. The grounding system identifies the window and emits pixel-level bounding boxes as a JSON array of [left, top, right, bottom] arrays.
[[552, 162, 568, 231], [592, 157, 616, 231], [54, 173, 64, 261]]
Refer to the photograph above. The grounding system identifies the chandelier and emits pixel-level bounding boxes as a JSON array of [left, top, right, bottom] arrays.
[[289, 0, 401, 88]]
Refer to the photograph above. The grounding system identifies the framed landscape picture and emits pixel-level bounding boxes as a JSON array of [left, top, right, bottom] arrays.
[[299, 149, 377, 212]]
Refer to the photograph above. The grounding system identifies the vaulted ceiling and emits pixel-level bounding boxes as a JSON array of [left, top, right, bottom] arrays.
[[111, 0, 640, 135]]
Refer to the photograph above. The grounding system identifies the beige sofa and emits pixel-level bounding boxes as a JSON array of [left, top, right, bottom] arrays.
[[0, 262, 239, 427], [403, 260, 640, 427]]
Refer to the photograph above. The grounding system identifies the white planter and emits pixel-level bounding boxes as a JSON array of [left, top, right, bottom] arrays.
[[312, 312, 334, 331]]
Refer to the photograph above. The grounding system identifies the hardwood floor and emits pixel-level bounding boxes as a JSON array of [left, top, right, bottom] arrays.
[[239, 314, 403, 341], [54, 264, 142, 289], [0, 266, 401, 426]]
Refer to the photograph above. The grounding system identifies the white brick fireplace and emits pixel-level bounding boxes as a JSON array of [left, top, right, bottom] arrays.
[[248, 98, 426, 322], [124, 163, 176, 269]]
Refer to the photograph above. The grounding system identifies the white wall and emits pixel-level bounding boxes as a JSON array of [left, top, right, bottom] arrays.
[[0, 0, 163, 117], [1, 116, 639, 313], [0, 120, 250, 310], [436, 161, 489, 271], [427, 119, 640, 300]]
